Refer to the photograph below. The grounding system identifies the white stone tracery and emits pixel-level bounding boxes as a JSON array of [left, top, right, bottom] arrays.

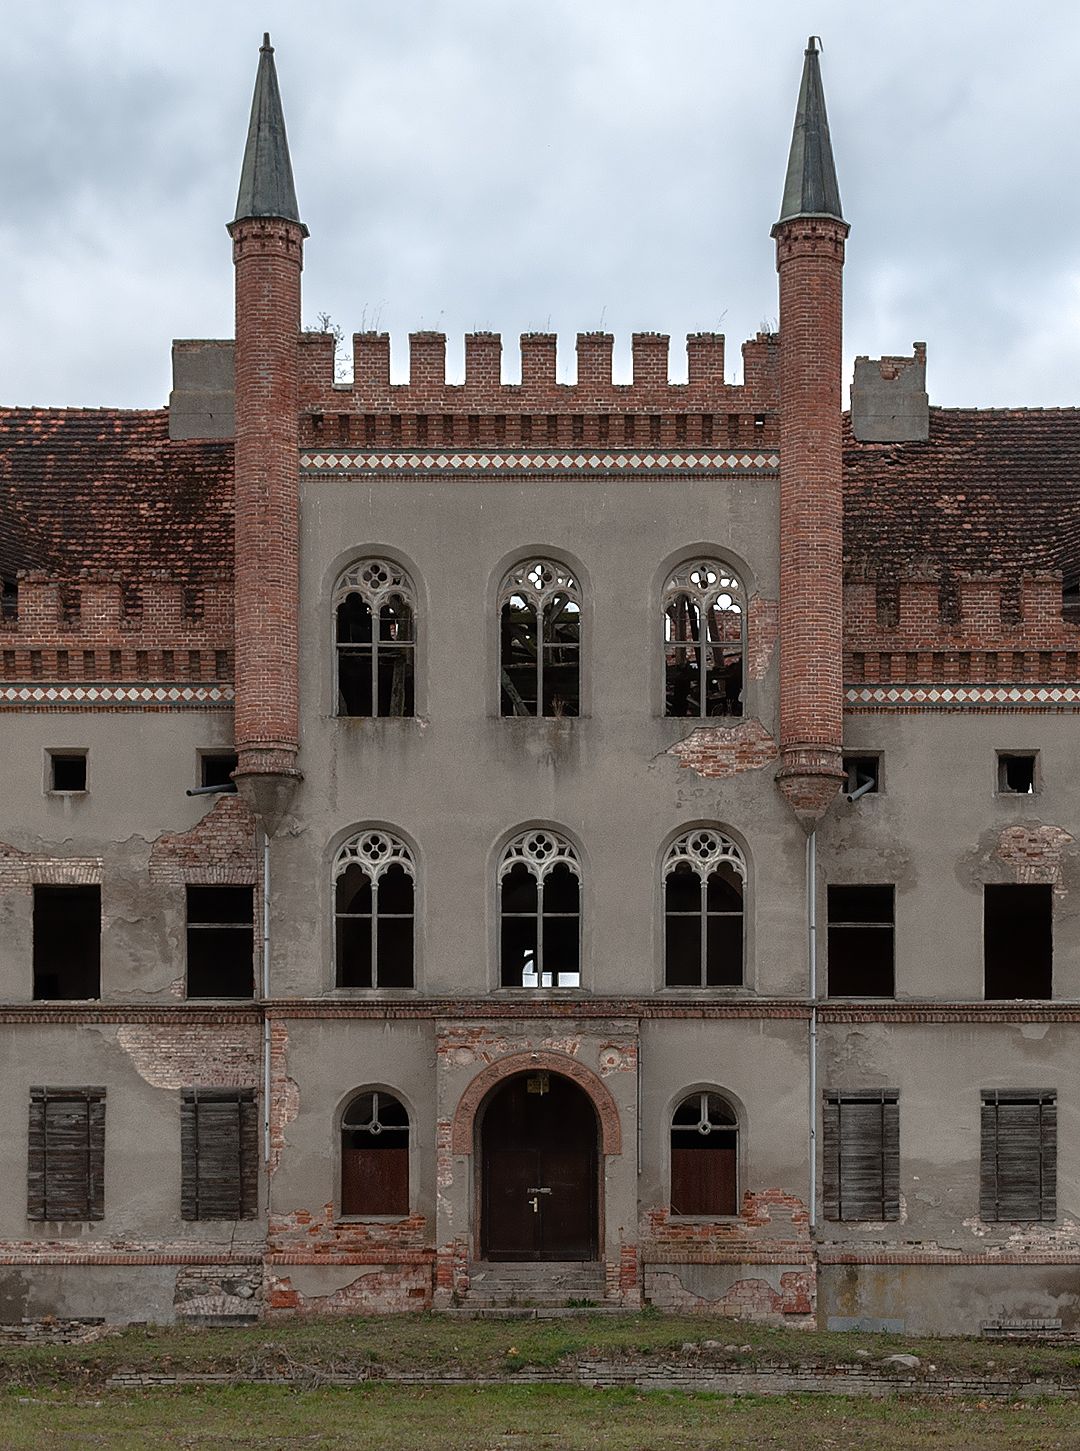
[[498, 829, 580, 883], [498, 559, 580, 610], [334, 557, 415, 610], [334, 830, 415, 885], [663, 829, 746, 882], [662, 560, 744, 622]]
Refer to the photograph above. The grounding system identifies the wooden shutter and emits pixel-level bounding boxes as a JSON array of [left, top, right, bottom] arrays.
[[181, 1088, 258, 1221], [980, 1091, 1056, 1222], [27, 1087, 105, 1222], [823, 1090, 899, 1222]]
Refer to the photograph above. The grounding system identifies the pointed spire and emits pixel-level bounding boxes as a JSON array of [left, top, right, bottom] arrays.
[[233, 33, 303, 227], [777, 36, 844, 226]]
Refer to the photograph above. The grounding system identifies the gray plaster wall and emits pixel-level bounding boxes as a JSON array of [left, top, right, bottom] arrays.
[[820, 1263, 1080, 1335]]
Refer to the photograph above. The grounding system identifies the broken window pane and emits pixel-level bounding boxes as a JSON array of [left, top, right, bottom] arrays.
[[843, 754, 880, 795], [341, 1090, 410, 1216], [334, 559, 416, 718], [663, 830, 746, 988], [663, 561, 744, 718], [499, 830, 581, 987], [499, 560, 581, 717], [826, 884, 894, 997], [670, 1091, 738, 1216], [48, 752, 87, 792], [33, 885, 100, 1000], [984, 884, 1052, 1000], [334, 831, 415, 989], [186, 885, 255, 998], [200, 752, 238, 790]]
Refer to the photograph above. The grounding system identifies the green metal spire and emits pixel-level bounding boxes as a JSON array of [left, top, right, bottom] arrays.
[[233, 33, 303, 226], [777, 36, 844, 225]]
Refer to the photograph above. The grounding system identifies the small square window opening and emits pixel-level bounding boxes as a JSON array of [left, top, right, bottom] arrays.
[[200, 752, 238, 790], [49, 752, 87, 792], [998, 752, 1037, 795], [843, 754, 880, 797]]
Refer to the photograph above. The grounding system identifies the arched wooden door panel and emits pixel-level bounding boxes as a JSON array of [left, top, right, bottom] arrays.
[[480, 1071, 599, 1261]]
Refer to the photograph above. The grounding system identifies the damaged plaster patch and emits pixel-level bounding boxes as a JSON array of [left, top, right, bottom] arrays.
[[149, 795, 257, 884], [666, 718, 778, 779], [994, 824, 1074, 893], [747, 596, 779, 680], [116, 1024, 260, 1089], [0, 841, 102, 888]]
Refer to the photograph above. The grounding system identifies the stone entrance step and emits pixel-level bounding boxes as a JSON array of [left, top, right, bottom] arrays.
[[465, 1260, 606, 1308]]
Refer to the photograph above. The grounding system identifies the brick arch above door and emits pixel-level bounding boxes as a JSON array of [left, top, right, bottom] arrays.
[[450, 1051, 622, 1156]]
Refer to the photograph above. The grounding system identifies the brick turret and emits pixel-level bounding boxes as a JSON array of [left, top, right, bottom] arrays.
[[772, 38, 849, 828], [227, 34, 307, 830]]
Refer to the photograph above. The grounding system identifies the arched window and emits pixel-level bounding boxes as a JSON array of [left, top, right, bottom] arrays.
[[499, 559, 581, 717], [671, 1091, 738, 1216], [663, 830, 745, 987], [335, 559, 416, 717], [334, 832, 415, 989], [340, 1090, 409, 1216], [499, 830, 581, 988], [663, 560, 744, 717]]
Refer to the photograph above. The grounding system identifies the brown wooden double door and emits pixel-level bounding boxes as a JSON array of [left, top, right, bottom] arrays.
[[481, 1072, 599, 1261]]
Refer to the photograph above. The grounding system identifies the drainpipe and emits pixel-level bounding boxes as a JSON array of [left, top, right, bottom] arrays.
[[806, 827, 818, 1231], [262, 829, 272, 1185]]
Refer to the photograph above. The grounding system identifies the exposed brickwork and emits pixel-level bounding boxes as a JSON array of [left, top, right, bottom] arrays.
[[645, 1266, 814, 1322], [267, 1022, 298, 1178], [449, 1050, 622, 1156], [993, 824, 1074, 891], [115, 1022, 260, 1089], [0, 845, 102, 888], [666, 718, 779, 778], [264, 1264, 432, 1314], [297, 330, 780, 448], [774, 216, 849, 823], [229, 216, 305, 780], [148, 795, 257, 884], [267, 1202, 428, 1259], [747, 595, 780, 680], [643, 1189, 812, 1260]]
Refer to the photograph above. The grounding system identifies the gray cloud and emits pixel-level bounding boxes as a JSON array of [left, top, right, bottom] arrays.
[[1, 0, 1078, 407]]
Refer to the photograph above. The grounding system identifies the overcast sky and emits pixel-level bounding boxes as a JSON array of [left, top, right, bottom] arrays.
[[1, 0, 1078, 410]]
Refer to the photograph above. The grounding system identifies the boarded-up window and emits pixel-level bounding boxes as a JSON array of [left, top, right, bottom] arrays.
[[341, 1091, 409, 1217], [822, 1090, 899, 1222], [980, 1090, 1056, 1222], [27, 1087, 105, 1221], [180, 1088, 259, 1220], [670, 1091, 738, 1216]]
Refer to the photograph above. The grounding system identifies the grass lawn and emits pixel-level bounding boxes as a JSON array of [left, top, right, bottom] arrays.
[[4, 1312, 1080, 1389], [3, 1385, 1080, 1450]]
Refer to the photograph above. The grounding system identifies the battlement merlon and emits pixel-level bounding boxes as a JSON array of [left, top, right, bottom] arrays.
[[3, 572, 233, 642], [842, 572, 1078, 651]]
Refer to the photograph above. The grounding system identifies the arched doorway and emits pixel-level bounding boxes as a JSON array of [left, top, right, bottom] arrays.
[[480, 1070, 599, 1261]]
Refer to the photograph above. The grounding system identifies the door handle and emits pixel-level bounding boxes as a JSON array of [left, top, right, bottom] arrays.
[[529, 1195, 539, 1214]]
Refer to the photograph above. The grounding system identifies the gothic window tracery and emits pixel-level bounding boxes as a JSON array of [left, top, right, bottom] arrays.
[[663, 829, 745, 987], [663, 560, 744, 717], [499, 559, 581, 717], [335, 559, 416, 717], [334, 831, 415, 989], [499, 829, 581, 988]]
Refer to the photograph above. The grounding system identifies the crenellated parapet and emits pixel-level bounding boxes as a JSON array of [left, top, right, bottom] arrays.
[[296, 330, 780, 451], [0, 570, 233, 686], [844, 571, 1080, 687]]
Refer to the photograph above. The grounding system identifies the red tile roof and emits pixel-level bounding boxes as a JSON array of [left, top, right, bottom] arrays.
[[844, 407, 1080, 587], [0, 408, 233, 586]]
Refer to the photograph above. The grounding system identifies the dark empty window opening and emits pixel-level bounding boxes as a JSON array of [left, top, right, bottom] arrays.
[[1063, 578, 1080, 624], [335, 559, 416, 718], [980, 1090, 1056, 1223], [341, 1090, 410, 1216], [984, 884, 1052, 1000], [499, 830, 581, 988], [49, 752, 87, 792], [33, 885, 100, 1000], [181, 1087, 259, 1220], [664, 830, 746, 988], [200, 752, 238, 790], [663, 561, 744, 718], [827, 885, 895, 997], [27, 1087, 105, 1221], [334, 832, 415, 989], [186, 886, 255, 999], [843, 754, 880, 796], [1, 577, 17, 620], [499, 560, 581, 718], [998, 752, 1037, 795], [823, 1090, 900, 1222], [670, 1091, 738, 1216]]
